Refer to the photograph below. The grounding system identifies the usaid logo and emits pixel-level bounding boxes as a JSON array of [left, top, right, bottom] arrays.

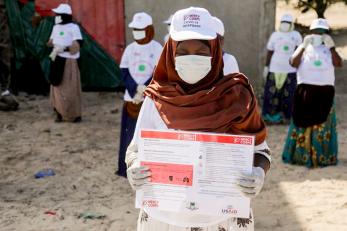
[[221, 205, 238, 214], [183, 14, 201, 28]]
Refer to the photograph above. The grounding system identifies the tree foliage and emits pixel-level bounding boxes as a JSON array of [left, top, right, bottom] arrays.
[[287, 0, 347, 18]]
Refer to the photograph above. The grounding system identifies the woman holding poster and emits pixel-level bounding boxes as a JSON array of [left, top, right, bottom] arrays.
[[125, 7, 271, 231]]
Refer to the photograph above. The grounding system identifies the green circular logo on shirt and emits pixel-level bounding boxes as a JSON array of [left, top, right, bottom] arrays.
[[314, 60, 322, 67], [283, 45, 289, 51], [138, 64, 146, 72], [59, 31, 65, 36]]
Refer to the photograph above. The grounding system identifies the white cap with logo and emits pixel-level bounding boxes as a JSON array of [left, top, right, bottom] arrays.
[[310, 18, 330, 30], [170, 7, 217, 41], [129, 12, 153, 29], [213, 16, 224, 36], [52, 4, 72, 15], [280, 13, 294, 23]]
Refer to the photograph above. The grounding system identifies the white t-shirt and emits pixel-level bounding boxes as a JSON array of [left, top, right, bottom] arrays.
[[50, 23, 82, 59], [131, 97, 270, 227], [297, 44, 335, 86], [223, 53, 240, 75], [120, 40, 163, 101], [267, 31, 302, 73]]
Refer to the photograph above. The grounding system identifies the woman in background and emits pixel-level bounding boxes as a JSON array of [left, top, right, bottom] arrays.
[[116, 12, 163, 177], [47, 3, 83, 123], [282, 18, 342, 168], [262, 14, 302, 124]]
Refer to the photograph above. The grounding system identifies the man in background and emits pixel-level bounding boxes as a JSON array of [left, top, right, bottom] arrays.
[[0, 0, 19, 111]]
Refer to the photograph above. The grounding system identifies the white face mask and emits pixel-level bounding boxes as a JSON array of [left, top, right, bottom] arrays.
[[175, 55, 212, 84], [132, 30, 146, 40], [55, 16, 63, 25], [311, 34, 323, 47], [279, 22, 291, 32]]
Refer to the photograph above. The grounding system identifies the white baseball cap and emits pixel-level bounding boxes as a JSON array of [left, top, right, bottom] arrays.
[[52, 4, 72, 15], [129, 12, 153, 29], [163, 15, 173, 24], [280, 13, 294, 23], [310, 18, 329, 30], [170, 7, 217, 41], [213, 16, 224, 36]]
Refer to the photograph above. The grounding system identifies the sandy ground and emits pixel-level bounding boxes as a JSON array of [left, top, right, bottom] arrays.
[[1, 2, 347, 231], [0, 91, 347, 231]]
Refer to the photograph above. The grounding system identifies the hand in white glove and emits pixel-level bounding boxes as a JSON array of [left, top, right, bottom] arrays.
[[132, 92, 143, 104], [322, 34, 335, 49], [127, 160, 151, 190], [236, 166, 265, 199], [49, 46, 66, 61], [262, 66, 269, 81], [302, 35, 313, 49], [1, 90, 10, 97], [136, 85, 147, 95]]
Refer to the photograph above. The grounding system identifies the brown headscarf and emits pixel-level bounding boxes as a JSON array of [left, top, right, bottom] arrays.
[[144, 38, 266, 145], [134, 25, 155, 45]]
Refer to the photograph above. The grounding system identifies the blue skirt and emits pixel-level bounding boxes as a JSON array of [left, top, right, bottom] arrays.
[[262, 72, 296, 123], [116, 103, 138, 177]]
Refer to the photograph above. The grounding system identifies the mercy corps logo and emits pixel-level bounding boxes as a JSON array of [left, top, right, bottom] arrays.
[[142, 200, 159, 208], [183, 14, 201, 28]]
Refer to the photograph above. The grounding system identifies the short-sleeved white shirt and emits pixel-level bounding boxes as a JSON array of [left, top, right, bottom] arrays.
[[50, 23, 83, 59], [297, 44, 335, 86], [223, 53, 240, 75], [120, 40, 163, 101], [267, 31, 302, 73]]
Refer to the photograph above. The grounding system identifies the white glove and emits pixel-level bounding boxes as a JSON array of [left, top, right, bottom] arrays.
[[322, 34, 335, 49], [127, 160, 151, 190], [1, 90, 10, 96], [132, 92, 143, 104], [262, 66, 269, 80], [236, 166, 265, 199], [49, 45, 65, 61], [302, 35, 313, 49], [136, 85, 147, 95]]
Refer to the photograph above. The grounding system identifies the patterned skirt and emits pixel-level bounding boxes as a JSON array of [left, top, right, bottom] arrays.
[[262, 72, 296, 123], [137, 210, 254, 231], [282, 105, 338, 168]]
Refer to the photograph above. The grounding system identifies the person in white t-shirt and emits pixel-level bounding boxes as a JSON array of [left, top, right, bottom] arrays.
[[47, 3, 83, 123], [116, 12, 163, 177], [213, 16, 240, 75], [262, 14, 302, 124], [162, 14, 172, 44], [125, 7, 271, 230], [282, 18, 342, 168]]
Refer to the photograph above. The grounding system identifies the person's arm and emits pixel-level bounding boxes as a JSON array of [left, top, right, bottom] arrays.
[[290, 35, 312, 68], [322, 34, 343, 67], [144, 76, 152, 86], [253, 141, 271, 173], [126, 98, 154, 190], [47, 39, 53, 47], [66, 40, 80, 54], [265, 50, 274, 67], [331, 48, 343, 67], [290, 46, 305, 68], [121, 68, 138, 98], [254, 154, 270, 174]]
